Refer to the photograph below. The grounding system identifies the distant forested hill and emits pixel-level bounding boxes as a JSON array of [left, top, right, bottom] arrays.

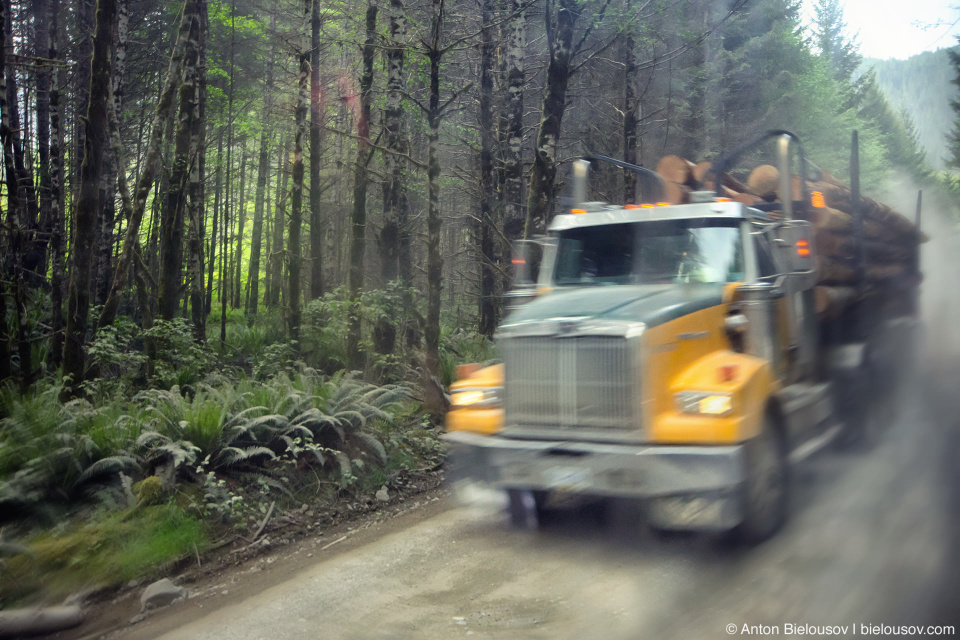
[[860, 48, 956, 169]]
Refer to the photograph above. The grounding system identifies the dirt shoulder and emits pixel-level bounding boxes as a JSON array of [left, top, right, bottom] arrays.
[[53, 471, 451, 640]]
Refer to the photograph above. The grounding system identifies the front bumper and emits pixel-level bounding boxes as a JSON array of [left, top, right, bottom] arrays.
[[443, 430, 747, 529]]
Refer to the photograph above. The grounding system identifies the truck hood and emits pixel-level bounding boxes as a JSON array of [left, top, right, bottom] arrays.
[[503, 284, 726, 330]]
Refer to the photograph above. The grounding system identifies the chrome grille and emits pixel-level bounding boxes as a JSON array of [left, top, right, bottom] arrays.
[[502, 335, 640, 432]]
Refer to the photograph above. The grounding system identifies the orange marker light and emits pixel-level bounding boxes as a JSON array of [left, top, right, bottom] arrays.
[[455, 363, 481, 380], [624, 204, 640, 209], [811, 191, 826, 208], [656, 202, 671, 207], [797, 238, 811, 257], [719, 364, 739, 383], [511, 259, 526, 264], [715, 197, 731, 203], [571, 208, 587, 214], [640, 203, 655, 209]]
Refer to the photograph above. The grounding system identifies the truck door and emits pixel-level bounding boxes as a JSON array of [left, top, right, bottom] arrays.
[[769, 220, 817, 382]]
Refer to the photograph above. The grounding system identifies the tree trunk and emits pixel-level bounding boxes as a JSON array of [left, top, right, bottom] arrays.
[[288, 0, 309, 343], [96, 4, 192, 331], [232, 144, 247, 309], [5, 0, 40, 283], [157, 0, 201, 323], [477, 0, 497, 337], [187, 0, 207, 342], [62, 0, 118, 393], [524, 0, 578, 235], [621, 13, 637, 202], [94, 0, 128, 305], [48, 0, 64, 367], [268, 134, 287, 309], [223, 0, 235, 313], [375, 0, 409, 355], [501, 0, 525, 240], [73, 0, 94, 210], [206, 123, 222, 314], [247, 9, 276, 319], [308, 0, 324, 300], [347, 3, 377, 371], [34, 0, 52, 273], [0, 0, 13, 383], [0, 0, 28, 389], [381, 0, 408, 283], [424, 1, 444, 377]]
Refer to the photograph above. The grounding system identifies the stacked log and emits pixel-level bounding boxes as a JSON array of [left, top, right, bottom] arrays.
[[648, 153, 923, 319]]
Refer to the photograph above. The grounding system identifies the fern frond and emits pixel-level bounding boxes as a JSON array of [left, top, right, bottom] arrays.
[[75, 455, 140, 486], [332, 450, 352, 476], [353, 432, 388, 466]]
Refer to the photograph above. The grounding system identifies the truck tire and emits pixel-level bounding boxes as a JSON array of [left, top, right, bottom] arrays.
[[506, 489, 548, 529], [838, 362, 880, 451], [731, 418, 788, 544]]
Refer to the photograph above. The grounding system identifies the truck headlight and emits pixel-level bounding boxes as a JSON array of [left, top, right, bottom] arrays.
[[450, 387, 503, 408], [674, 391, 733, 416]]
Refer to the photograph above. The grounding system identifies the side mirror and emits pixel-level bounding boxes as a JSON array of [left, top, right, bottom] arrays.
[[511, 240, 542, 287], [505, 240, 544, 312], [773, 220, 814, 274]]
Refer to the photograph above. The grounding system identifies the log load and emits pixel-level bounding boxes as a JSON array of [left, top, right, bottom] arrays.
[[650, 153, 923, 319]]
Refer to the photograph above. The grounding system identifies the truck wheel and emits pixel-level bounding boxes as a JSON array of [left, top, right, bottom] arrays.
[[731, 419, 788, 544], [838, 365, 880, 451], [506, 489, 548, 529]]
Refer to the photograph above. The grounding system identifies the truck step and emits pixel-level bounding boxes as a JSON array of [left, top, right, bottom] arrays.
[[789, 421, 843, 464]]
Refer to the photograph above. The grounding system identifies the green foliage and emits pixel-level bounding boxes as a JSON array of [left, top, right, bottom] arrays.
[[947, 43, 960, 170], [143, 319, 218, 389], [863, 48, 956, 169], [84, 318, 148, 398], [0, 384, 140, 517], [300, 284, 422, 381], [0, 366, 424, 528], [2, 503, 207, 602], [812, 0, 862, 84], [437, 329, 498, 386]]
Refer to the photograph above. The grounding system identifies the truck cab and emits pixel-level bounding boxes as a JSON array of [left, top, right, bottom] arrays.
[[445, 132, 918, 543]]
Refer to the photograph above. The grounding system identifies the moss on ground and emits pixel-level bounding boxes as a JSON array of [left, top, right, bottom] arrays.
[[1, 503, 207, 604]]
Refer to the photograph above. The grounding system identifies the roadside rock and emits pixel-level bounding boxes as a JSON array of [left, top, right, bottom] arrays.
[[140, 578, 187, 612], [0, 606, 83, 637], [375, 486, 390, 502]]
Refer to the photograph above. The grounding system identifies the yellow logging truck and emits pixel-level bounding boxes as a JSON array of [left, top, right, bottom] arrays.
[[443, 131, 922, 543]]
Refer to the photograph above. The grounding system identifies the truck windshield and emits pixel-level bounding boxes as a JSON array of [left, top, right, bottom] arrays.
[[554, 219, 745, 286]]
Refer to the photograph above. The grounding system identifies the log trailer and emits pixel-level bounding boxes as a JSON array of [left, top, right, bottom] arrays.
[[443, 131, 922, 542]]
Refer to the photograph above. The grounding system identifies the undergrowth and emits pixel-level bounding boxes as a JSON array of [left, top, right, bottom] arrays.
[[0, 288, 487, 607]]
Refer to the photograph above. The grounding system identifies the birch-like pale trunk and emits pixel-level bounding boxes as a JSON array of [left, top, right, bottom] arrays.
[[502, 0, 526, 240], [477, 0, 497, 337], [621, 10, 638, 203], [524, 0, 578, 236]]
